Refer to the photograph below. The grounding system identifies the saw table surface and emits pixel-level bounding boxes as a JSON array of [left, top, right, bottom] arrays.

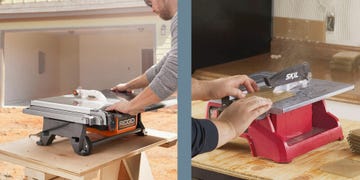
[[268, 79, 353, 114], [192, 101, 360, 179], [30, 90, 138, 114], [0, 129, 176, 180], [30, 90, 176, 115]]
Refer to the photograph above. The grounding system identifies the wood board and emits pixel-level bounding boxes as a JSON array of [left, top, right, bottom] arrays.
[[192, 101, 360, 179], [247, 88, 294, 103], [273, 17, 326, 42], [0, 129, 176, 179]]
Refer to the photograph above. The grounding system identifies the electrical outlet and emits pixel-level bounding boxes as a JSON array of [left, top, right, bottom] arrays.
[[38, 51, 46, 74], [326, 12, 335, 32]]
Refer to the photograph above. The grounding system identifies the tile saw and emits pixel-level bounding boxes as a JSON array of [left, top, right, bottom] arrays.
[[23, 89, 176, 156], [206, 62, 354, 163]]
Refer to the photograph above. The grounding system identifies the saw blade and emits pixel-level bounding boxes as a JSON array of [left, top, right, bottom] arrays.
[[264, 62, 311, 89]]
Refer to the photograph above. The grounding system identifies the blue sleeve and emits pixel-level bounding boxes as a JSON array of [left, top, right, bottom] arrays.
[[192, 118, 219, 157]]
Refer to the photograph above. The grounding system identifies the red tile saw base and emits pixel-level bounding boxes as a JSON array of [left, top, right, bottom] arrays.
[[207, 100, 343, 163]]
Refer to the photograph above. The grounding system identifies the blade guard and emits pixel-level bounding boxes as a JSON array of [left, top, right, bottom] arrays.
[[264, 62, 312, 88], [73, 89, 107, 102]]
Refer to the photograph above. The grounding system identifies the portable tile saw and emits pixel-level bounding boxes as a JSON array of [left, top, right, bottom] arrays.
[[206, 62, 354, 163], [23, 89, 174, 156]]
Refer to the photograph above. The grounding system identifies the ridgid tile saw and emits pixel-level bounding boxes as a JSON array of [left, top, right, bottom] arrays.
[[23, 89, 174, 156], [206, 62, 354, 163]]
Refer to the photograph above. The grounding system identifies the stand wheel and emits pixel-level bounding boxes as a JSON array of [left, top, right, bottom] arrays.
[[79, 136, 92, 156]]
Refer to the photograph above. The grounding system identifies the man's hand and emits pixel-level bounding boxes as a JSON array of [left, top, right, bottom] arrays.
[[110, 83, 132, 93], [192, 75, 259, 101], [105, 86, 161, 115], [210, 75, 258, 99], [110, 74, 150, 93], [105, 101, 142, 115], [213, 96, 272, 148]]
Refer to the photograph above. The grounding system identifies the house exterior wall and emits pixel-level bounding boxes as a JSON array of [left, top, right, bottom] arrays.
[[78, 28, 154, 90], [0, 13, 172, 106], [58, 34, 79, 94], [4, 32, 60, 105], [0, 14, 171, 61]]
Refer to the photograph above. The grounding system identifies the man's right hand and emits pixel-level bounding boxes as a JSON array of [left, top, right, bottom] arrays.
[[213, 96, 272, 148], [110, 83, 132, 93], [192, 75, 259, 101], [208, 75, 258, 99]]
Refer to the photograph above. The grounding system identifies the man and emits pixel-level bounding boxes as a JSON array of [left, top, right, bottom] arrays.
[[106, 0, 272, 157], [106, 0, 178, 114]]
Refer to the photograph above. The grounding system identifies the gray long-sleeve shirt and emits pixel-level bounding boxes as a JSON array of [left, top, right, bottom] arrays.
[[145, 13, 178, 100]]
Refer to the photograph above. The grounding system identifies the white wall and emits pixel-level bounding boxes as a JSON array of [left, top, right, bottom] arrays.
[[326, 100, 360, 122], [4, 32, 60, 105], [274, 0, 360, 46], [79, 29, 154, 90], [58, 34, 80, 94]]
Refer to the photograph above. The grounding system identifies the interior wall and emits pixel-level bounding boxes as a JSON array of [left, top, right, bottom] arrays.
[[79, 29, 154, 90], [58, 34, 80, 94], [4, 32, 60, 105], [274, 0, 360, 46]]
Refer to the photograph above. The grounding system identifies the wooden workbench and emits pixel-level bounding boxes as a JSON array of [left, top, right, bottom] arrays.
[[0, 129, 176, 180], [192, 101, 360, 179]]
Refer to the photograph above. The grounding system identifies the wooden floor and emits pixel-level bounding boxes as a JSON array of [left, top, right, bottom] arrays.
[[0, 106, 177, 180]]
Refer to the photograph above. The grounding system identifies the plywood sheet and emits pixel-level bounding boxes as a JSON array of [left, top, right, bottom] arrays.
[[0, 129, 176, 177], [320, 159, 360, 178]]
